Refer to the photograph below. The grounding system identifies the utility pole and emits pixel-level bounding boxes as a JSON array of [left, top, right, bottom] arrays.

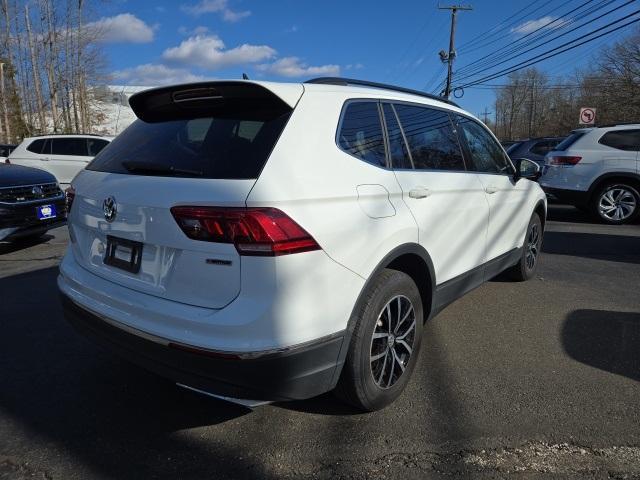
[[479, 107, 492, 125], [438, 4, 472, 99]]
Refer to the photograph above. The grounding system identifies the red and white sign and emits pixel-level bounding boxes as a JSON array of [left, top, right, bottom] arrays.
[[579, 107, 596, 125]]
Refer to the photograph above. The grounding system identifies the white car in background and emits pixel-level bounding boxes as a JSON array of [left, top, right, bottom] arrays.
[[540, 123, 640, 224], [7, 134, 111, 187], [58, 78, 546, 411]]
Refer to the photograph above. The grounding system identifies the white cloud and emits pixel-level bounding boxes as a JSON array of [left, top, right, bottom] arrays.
[[112, 64, 207, 86], [511, 16, 562, 35], [87, 13, 155, 43], [345, 63, 364, 70], [162, 34, 276, 70], [181, 0, 251, 22], [178, 25, 210, 35], [257, 57, 340, 78]]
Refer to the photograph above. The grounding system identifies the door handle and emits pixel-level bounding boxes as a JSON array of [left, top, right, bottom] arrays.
[[41, 157, 50, 161], [485, 186, 498, 194], [408, 187, 431, 199]]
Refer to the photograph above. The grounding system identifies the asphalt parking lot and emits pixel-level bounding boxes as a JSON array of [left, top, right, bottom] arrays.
[[1, 205, 639, 479]]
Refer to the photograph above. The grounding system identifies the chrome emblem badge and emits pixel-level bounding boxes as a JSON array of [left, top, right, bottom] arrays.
[[32, 186, 44, 198], [103, 196, 117, 222]]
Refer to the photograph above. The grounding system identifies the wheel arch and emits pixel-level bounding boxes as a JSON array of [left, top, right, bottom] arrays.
[[534, 200, 547, 231], [329, 243, 436, 389], [587, 172, 640, 203]]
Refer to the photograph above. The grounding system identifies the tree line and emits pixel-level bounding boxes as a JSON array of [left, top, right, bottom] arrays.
[[491, 27, 640, 141], [0, 0, 105, 144]]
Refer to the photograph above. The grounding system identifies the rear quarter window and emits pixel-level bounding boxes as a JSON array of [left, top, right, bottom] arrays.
[[337, 101, 387, 168], [26, 139, 47, 154], [598, 130, 640, 151]]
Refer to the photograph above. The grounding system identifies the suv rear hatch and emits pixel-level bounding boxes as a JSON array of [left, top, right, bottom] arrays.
[[68, 81, 302, 309]]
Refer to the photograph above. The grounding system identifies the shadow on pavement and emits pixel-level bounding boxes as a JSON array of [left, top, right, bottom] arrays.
[[543, 231, 640, 265], [0, 266, 280, 480], [0, 234, 54, 255], [562, 309, 640, 382]]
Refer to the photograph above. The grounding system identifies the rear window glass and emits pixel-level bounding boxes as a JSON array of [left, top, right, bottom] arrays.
[[529, 139, 561, 156], [555, 131, 587, 151], [87, 112, 291, 179], [599, 130, 640, 151], [338, 102, 387, 167], [506, 142, 523, 154]]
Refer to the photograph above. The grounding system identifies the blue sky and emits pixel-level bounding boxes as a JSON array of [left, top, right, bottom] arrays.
[[94, 0, 640, 118]]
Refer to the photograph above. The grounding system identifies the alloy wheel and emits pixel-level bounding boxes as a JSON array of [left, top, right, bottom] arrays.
[[598, 186, 637, 222], [370, 295, 416, 389]]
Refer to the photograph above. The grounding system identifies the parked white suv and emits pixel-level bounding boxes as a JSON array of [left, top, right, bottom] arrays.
[[7, 134, 111, 187], [58, 78, 547, 411], [540, 124, 640, 224]]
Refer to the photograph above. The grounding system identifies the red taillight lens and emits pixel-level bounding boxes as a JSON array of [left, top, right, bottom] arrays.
[[4, 158, 10, 164], [65, 186, 75, 210], [170, 206, 321, 256], [549, 156, 582, 165]]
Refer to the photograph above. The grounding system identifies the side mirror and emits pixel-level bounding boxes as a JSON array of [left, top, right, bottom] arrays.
[[513, 158, 541, 181]]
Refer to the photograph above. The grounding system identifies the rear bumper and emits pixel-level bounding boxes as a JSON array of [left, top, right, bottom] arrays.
[[540, 186, 589, 207], [60, 294, 345, 401]]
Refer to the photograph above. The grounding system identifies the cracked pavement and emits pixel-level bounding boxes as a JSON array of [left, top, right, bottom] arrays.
[[0, 206, 639, 479]]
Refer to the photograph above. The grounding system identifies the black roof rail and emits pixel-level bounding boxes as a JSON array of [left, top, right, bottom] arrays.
[[27, 133, 108, 137], [595, 121, 640, 128], [305, 77, 460, 107]]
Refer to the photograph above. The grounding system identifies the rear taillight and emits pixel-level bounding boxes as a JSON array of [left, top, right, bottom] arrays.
[[549, 155, 582, 165], [4, 158, 9, 164], [170, 206, 321, 256], [65, 186, 75, 210]]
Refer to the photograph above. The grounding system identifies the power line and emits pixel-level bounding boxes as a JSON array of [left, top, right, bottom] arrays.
[[456, 0, 551, 52], [456, 12, 640, 88], [455, 0, 630, 82]]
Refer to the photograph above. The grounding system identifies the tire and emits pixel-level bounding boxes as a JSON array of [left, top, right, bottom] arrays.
[[506, 213, 542, 282], [335, 269, 424, 411], [591, 182, 639, 225]]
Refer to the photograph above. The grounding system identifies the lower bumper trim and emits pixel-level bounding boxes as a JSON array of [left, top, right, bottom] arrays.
[[60, 293, 345, 401]]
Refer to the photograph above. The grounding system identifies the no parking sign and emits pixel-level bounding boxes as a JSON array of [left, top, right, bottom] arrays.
[[579, 107, 596, 125]]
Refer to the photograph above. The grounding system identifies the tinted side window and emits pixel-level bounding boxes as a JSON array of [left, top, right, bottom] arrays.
[[338, 102, 386, 167], [457, 116, 511, 174], [27, 139, 46, 154], [393, 104, 464, 171], [599, 130, 640, 151], [87, 139, 110, 156], [382, 103, 412, 169], [52, 138, 89, 156]]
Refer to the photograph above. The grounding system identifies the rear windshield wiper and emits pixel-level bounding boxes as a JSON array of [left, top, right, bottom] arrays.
[[122, 161, 203, 177]]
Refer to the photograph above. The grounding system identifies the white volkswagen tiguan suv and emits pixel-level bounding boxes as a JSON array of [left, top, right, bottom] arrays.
[[540, 124, 640, 224], [58, 78, 547, 411], [8, 134, 111, 187]]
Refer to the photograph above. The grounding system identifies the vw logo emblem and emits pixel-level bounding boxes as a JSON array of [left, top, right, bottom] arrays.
[[32, 186, 44, 198], [103, 196, 117, 222]]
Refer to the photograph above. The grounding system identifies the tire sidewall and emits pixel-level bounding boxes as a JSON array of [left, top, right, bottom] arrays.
[[351, 271, 423, 410]]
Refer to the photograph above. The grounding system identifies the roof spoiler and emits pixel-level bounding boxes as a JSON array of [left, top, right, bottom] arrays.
[[129, 82, 297, 122]]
